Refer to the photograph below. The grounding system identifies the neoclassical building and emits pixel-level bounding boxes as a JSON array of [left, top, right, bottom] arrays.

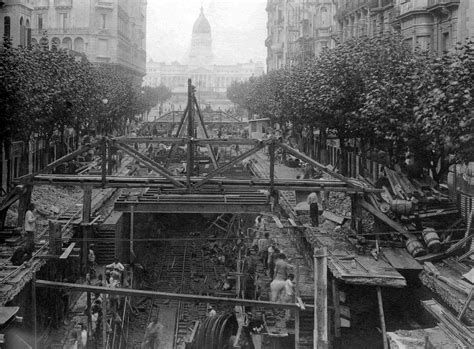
[[144, 7, 264, 100]]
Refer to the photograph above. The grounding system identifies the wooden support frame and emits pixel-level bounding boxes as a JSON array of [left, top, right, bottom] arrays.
[[277, 142, 373, 192], [164, 105, 189, 167], [112, 137, 259, 146], [16, 140, 101, 183], [111, 139, 185, 188], [193, 95, 218, 169], [193, 139, 272, 189]]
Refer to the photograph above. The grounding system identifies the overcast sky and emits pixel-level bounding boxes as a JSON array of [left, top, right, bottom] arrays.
[[146, 0, 267, 65]]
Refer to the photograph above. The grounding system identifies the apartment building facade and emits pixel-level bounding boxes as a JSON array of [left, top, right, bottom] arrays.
[[265, 0, 338, 71]]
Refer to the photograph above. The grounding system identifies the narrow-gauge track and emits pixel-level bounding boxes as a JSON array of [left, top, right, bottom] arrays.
[[128, 229, 232, 348]]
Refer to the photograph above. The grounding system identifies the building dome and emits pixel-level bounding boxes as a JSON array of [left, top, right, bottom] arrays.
[[192, 7, 211, 34]]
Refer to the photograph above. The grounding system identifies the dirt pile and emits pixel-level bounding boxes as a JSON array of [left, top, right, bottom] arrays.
[[5, 185, 82, 228]]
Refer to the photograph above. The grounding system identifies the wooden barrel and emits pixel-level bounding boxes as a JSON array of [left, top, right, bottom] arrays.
[[422, 228, 441, 253], [406, 238, 426, 257], [391, 200, 413, 215]]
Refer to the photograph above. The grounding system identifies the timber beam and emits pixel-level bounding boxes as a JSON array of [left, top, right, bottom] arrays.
[[25, 175, 380, 192], [114, 202, 270, 213], [112, 136, 260, 146], [35, 280, 313, 310]]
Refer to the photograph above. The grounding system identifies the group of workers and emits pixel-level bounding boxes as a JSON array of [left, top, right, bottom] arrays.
[[255, 216, 296, 308]]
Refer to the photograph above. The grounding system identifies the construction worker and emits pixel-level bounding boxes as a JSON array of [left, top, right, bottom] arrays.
[[270, 253, 294, 302], [141, 319, 163, 349], [24, 203, 37, 258], [258, 233, 273, 271], [308, 192, 320, 227], [106, 257, 125, 274]]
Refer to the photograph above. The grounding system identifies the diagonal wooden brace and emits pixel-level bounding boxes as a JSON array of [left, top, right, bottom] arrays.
[[111, 139, 186, 188]]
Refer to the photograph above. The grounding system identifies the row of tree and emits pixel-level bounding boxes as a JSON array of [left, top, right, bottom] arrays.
[[0, 39, 172, 171], [227, 36, 473, 182]]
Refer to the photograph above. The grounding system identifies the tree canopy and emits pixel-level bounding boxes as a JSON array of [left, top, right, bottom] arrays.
[[0, 39, 167, 145], [229, 35, 474, 182]]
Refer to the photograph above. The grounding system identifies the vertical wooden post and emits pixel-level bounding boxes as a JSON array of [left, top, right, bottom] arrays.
[[48, 220, 62, 256], [186, 79, 194, 187], [269, 141, 275, 193], [332, 278, 341, 338], [236, 249, 241, 297], [107, 142, 114, 175], [82, 186, 92, 275], [82, 186, 92, 224], [130, 204, 134, 263], [32, 274, 37, 349], [314, 247, 328, 349], [295, 265, 300, 349], [102, 290, 107, 348], [101, 137, 107, 188], [87, 276, 92, 339], [376, 286, 388, 349]]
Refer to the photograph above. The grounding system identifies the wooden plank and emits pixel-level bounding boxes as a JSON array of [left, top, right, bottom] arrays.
[[377, 286, 388, 349], [359, 200, 413, 239], [272, 216, 284, 229], [314, 247, 328, 349], [382, 248, 422, 270], [35, 280, 315, 310], [322, 211, 345, 225], [332, 278, 341, 338], [59, 243, 76, 260], [0, 306, 19, 325]]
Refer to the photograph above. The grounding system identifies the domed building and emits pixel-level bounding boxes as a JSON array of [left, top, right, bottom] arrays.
[[188, 7, 214, 66], [144, 7, 263, 108]]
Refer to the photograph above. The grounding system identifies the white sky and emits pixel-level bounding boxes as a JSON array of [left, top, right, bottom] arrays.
[[146, 0, 267, 65]]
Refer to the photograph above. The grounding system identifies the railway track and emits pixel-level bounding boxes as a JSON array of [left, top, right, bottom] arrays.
[[127, 229, 232, 348]]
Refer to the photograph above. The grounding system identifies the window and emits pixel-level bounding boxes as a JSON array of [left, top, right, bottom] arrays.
[[98, 39, 108, 56], [26, 19, 31, 46], [101, 14, 106, 29], [4, 16, 10, 39], [37, 14, 43, 30], [442, 32, 450, 52], [58, 13, 68, 29], [320, 7, 328, 27], [20, 17, 25, 47]]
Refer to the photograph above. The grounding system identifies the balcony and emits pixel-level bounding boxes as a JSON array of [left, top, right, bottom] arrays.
[[34, 0, 49, 9], [427, 0, 460, 8], [368, 0, 394, 11], [55, 0, 72, 9], [271, 42, 284, 53], [96, 0, 113, 9], [399, 0, 429, 16]]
